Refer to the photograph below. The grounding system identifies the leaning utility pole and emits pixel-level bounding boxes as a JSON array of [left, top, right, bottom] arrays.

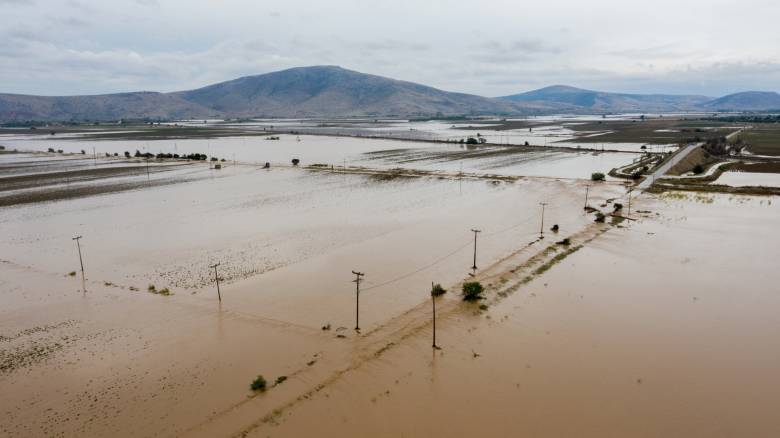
[[539, 202, 548, 238], [627, 189, 633, 217], [210, 263, 222, 302], [352, 271, 365, 331], [470, 229, 481, 270], [72, 235, 85, 291]]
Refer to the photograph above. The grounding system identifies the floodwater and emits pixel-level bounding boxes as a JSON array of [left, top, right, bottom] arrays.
[[236, 191, 780, 438], [0, 150, 630, 437], [0, 133, 638, 179], [715, 170, 780, 187]]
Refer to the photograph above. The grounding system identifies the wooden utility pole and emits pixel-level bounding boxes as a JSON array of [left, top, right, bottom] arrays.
[[210, 263, 222, 302], [431, 282, 439, 349], [470, 229, 481, 270], [584, 185, 590, 210], [627, 189, 633, 217], [352, 271, 364, 331], [539, 202, 548, 238], [72, 235, 85, 291]]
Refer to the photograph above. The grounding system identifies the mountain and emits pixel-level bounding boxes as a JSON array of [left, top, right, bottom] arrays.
[[499, 85, 712, 113], [0, 66, 521, 122], [173, 66, 520, 118], [700, 91, 780, 111], [1, 67, 779, 122]]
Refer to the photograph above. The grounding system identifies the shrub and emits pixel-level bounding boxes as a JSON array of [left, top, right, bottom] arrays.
[[68, 271, 76, 276], [291, 158, 300, 166], [47, 148, 55, 153], [158, 288, 171, 296], [431, 284, 447, 296], [631, 171, 642, 180], [210, 157, 218, 162], [275, 376, 287, 386], [550, 224, 559, 232], [594, 212, 606, 223], [148, 284, 156, 292], [462, 281, 484, 301], [479, 304, 489, 311], [556, 238, 571, 245], [80, 150, 86, 154], [693, 164, 704, 174], [613, 203, 623, 212], [250, 375, 267, 391], [466, 137, 479, 145], [591, 172, 605, 181], [57, 149, 63, 153]]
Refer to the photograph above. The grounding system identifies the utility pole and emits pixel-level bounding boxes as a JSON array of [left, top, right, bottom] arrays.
[[470, 229, 481, 270], [431, 282, 439, 349], [352, 271, 364, 331], [145, 157, 150, 183], [72, 235, 85, 291], [210, 263, 222, 302], [584, 185, 590, 210], [627, 189, 633, 217], [539, 202, 548, 238]]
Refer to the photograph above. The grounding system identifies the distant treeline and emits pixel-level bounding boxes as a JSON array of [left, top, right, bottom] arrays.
[[700, 115, 780, 123]]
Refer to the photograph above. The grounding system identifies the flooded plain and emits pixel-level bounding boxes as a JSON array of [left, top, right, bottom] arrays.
[[1, 128, 778, 437]]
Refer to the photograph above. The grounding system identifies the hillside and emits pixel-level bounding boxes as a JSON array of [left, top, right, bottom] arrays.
[[499, 85, 712, 113], [701, 91, 780, 111]]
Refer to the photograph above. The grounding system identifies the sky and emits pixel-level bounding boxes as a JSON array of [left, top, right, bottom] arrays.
[[1, 0, 778, 97]]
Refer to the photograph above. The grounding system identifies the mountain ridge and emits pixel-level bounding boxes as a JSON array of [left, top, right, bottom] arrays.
[[0, 66, 777, 122]]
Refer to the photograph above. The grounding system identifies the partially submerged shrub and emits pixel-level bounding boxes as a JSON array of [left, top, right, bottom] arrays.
[[158, 288, 171, 296], [68, 271, 76, 276], [148, 284, 156, 292], [591, 172, 606, 181], [550, 224, 559, 232], [594, 212, 606, 223], [613, 203, 623, 212], [291, 158, 300, 166], [250, 375, 267, 391], [274, 376, 287, 386], [693, 164, 705, 174], [431, 284, 447, 296], [556, 238, 571, 246], [462, 281, 484, 301]]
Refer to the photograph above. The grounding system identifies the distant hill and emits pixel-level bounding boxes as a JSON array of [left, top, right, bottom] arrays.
[[499, 85, 712, 113], [0, 92, 212, 123], [1, 67, 778, 122], [700, 91, 780, 111]]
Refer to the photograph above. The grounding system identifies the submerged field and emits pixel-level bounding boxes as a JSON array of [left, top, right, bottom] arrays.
[[1, 126, 779, 437]]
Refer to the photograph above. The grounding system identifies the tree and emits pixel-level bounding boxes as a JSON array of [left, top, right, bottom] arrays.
[[466, 137, 479, 145], [462, 281, 484, 301], [291, 158, 300, 166], [693, 164, 705, 174], [591, 172, 605, 181]]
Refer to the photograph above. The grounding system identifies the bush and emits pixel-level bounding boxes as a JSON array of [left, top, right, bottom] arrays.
[[591, 172, 605, 181], [275, 376, 287, 386], [291, 158, 300, 166], [81, 150, 86, 154], [462, 281, 484, 301], [431, 284, 447, 296], [47, 148, 55, 153], [595, 212, 606, 223], [613, 203, 623, 212], [550, 224, 559, 232], [158, 288, 171, 296], [251, 375, 267, 391], [68, 271, 76, 276], [556, 238, 571, 245], [693, 164, 705, 174], [148, 284, 156, 292], [466, 137, 479, 145]]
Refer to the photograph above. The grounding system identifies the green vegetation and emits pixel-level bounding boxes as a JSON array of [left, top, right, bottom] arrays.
[[431, 284, 447, 296], [739, 124, 780, 156], [479, 304, 489, 311], [148, 284, 156, 292], [595, 212, 606, 223], [291, 158, 300, 166], [591, 172, 605, 181], [693, 164, 705, 174], [462, 281, 484, 301], [251, 375, 267, 391], [158, 288, 171, 296], [68, 271, 76, 276], [274, 376, 287, 386], [556, 238, 571, 246]]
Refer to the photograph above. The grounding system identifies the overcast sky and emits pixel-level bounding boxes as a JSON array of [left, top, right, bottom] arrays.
[[1, 0, 778, 97]]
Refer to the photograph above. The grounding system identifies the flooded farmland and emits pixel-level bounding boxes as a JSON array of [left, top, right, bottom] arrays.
[[1, 128, 779, 437]]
